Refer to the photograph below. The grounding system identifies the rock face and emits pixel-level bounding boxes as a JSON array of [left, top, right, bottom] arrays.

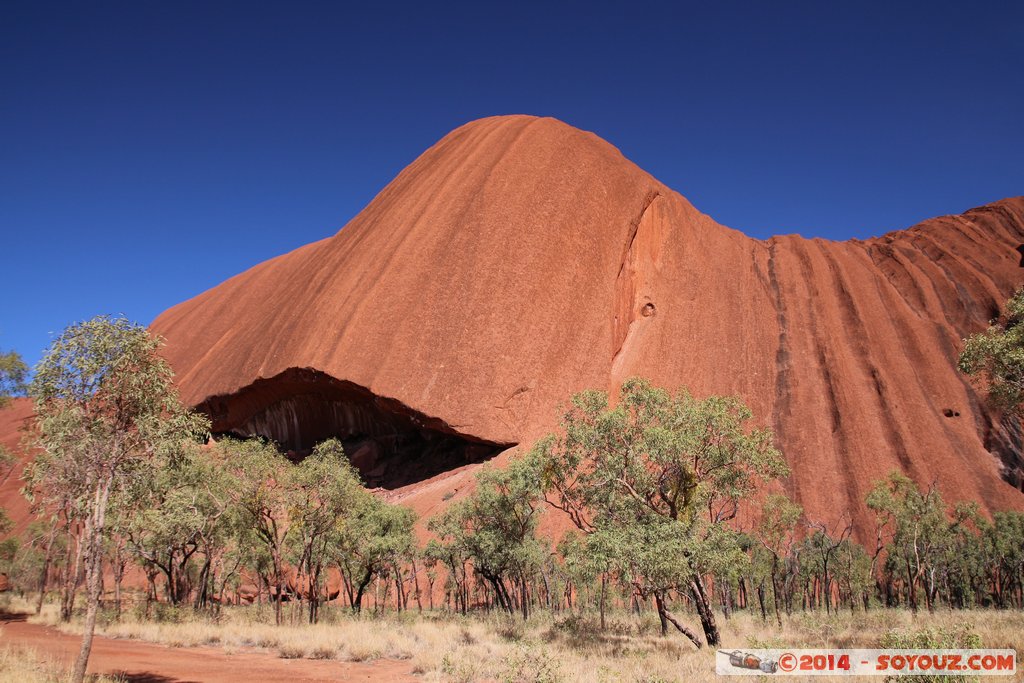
[[0, 398, 37, 537], [150, 115, 1024, 533]]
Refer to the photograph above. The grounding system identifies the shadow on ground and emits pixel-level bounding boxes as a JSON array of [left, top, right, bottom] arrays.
[[110, 673, 187, 683]]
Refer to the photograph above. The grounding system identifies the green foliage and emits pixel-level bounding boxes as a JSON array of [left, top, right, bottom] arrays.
[[429, 456, 544, 616], [290, 438, 367, 620], [213, 438, 294, 621], [959, 287, 1024, 413], [0, 349, 28, 408], [0, 536, 18, 571], [529, 378, 787, 643], [833, 538, 873, 605], [335, 493, 416, 588], [317, 445, 415, 615], [24, 315, 208, 682], [532, 378, 787, 533], [758, 494, 803, 552], [881, 624, 982, 683], [867, 472, 957, 610], [858, 471, 1024, 612], [881, 623, 982, 648], [25, 315, 209, 519], [977, 510, 1024, 608], [290, 439, 364, 547], [120, 436, 236, 605]]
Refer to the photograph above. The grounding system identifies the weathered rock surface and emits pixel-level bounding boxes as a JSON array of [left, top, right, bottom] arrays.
[[0, 398, 36, 537], [147, 115, 1024, 533]]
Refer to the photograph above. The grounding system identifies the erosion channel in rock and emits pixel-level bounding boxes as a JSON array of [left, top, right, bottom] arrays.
[[197, 368, 512, 489]]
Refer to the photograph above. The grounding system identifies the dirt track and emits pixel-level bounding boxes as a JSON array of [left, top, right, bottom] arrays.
[[0, 611, 417, 682]]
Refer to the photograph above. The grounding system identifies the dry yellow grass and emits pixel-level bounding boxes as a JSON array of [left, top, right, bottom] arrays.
[[10, 594, 1024, 682], [0, 631, 122, 683]]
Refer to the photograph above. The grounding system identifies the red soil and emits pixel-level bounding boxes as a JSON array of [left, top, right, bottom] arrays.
[[0, 610, 416, 682]]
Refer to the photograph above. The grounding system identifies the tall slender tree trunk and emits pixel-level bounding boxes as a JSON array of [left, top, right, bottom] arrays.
[[61, 527, 82, 622], [520, 574, 529, 621], [113, 557, 123, 622], [308, 562, 321, 624], [906, 561, 918, 613], [599, 572, 607, 631], [690, 574, 721, 647], [35, 527, 57, 615], [274, 576, 283, 625], [654, 590, 703, 649], [411, 560, 423, 613], [71, 480, 110, 683], [655, 593, 668, 635], [770, 563, 783, 627]]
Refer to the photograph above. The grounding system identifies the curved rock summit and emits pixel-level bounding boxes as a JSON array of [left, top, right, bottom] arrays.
[[151, 115, 1024, 531]]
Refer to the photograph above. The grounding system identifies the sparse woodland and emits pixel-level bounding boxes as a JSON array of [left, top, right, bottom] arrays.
[[1, 300, 1024, 681]]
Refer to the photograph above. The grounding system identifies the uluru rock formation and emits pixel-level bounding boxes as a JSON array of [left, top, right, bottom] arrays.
[[0, 398, 37, 537], [150, 115, 1024, 534]]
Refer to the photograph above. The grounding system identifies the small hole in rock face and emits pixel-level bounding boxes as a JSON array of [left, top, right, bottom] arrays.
[[943, 408, 961, 418], [1016, 244, 1024, 267], [640, 303, 656, 317]]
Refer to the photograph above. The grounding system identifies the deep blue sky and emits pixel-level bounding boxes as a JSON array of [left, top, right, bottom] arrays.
[[2, 1, 1022, 368]]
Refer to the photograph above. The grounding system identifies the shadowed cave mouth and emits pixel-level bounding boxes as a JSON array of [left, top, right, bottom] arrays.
[[197, 368, 514, 490]]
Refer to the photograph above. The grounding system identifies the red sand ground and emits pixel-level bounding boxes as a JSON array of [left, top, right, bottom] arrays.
[[0, 610, 416, 682]]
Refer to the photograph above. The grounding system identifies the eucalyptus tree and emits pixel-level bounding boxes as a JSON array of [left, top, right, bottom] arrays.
[[832, 537, 873, 612], [558, 529, 616, 626], [867, 472, 954, 612], [428, 457, 545, 619], [959, 287, 1024, 413], [423, 534, 470, 614], [0, 349, 27, 408], [335, 491, 416, 613], [121, 442, 229, 606], [529, 377, 787, 647], [0, 454, 11, 536], [288, 438, 363, 623], [214, 437, 295, 624], [25, 315, 207, 683], [754, 494, 802, 624], [980, 510, 1024, 608], [801, 516, 854, 614], [936, 507, 985, 608]]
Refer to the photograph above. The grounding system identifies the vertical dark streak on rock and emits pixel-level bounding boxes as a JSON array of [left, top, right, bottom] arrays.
[[766, 240, 797, 500], [854, 245, 963, 456], [819, 247, 918, 482], [895, 242, 975, 339], [917, 229, 1003, 308], [865, 242, 929, 314], [791, 242, 859, 517], [906, 232, 995, 332], [965, 203, 1024, 243]]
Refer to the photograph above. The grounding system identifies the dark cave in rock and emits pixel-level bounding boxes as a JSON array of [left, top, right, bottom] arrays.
[[197, 367, 512, 489]]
